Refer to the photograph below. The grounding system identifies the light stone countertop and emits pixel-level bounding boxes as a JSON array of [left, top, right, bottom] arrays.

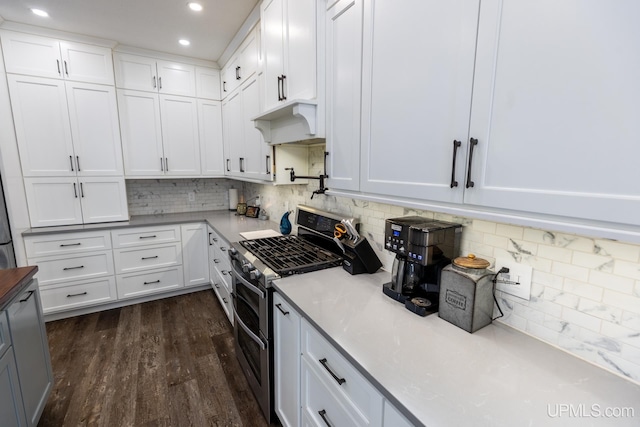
[[22, 210, 284, 243], [273, 268, 640, 427]]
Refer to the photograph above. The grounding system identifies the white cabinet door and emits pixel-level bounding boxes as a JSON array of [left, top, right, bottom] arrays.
[[241, 76, 267, 179], [326, 0, 364, 192], [360, 0, 478, 203], [196, 66, 221, 100], [181, 223, 210, 287], [465, 0, 640, 227], [222, 89, 244, 175], [1, 31, 62, 79], [23, 177, 83, 228], [273, 293, 301, 427], [284, 0, 316, 102], [199, 100, 225, 176], [237, 29, 260, 84], [0, 347, 28, 427], [58, 41, 114, 85], [78, 178, 129, 223], [262, 0, 286, 110], [157, 60, 196, 97], [66, 82, 123, 176], [113, 53, 158, 92], [7, 75, 75, 177], [222, 55, 241, 96], [118, 89, 165, 176], [160, 95, 201, 176]]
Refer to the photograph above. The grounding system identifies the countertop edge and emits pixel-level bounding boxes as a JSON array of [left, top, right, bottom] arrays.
[[272, 280, 426, 427], [0, 266, 39, 310]]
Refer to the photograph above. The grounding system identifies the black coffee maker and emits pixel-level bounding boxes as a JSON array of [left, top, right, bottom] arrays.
[[383, 217, 461, 316]]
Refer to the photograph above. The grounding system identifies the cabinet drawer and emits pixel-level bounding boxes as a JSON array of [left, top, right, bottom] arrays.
[[301, 357, 362, 427], [116, 266, 184, 300], [211, 275, 232, 320], [39, 277, 117, 314], [301, 320, 383, 425], [32, 250, 114, 286], [0, 311, 9, 358], [111, 225, 181, 248], [24, 231, 112, 258], [113, 243, 181, 274], [215, 265, 233, 291]]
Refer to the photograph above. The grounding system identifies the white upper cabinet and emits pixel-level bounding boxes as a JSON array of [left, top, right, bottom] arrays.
[[464, 0, 640, 227], [76, 178, 129, 224], [261, 0, 317, 110], [159, 95, 201, 176], [114, 53, 196, 97], [65, 82, 123, 176], [221, 27, 259, 98], [359, 0, 479, 204], [7, 75, 75, 177], [326, 0, 364, 192], [195, 67, 221, 100], [199, 99, 225, 176], [118, 89, 165, 176], [222, 88, 244, 175], [1, 31, 114, 85]]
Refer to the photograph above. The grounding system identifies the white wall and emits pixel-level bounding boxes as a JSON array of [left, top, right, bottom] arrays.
[[242, 145, 640, 385]]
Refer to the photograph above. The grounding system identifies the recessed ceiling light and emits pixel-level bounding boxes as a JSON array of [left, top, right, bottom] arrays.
[[187, 3, 203, 12], [179, 39, 191, 46], [31, 8, 49, 17]]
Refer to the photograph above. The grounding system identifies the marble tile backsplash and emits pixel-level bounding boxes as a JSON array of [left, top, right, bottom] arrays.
[[241, 145, 640, 384], [126, 179, 238, 215]]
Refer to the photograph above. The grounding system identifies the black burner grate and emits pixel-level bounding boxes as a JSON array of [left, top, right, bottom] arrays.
[[240, 235, 343, 275]]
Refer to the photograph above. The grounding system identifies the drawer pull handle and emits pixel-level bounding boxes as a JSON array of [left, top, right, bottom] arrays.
[[214, 259, 220, 263], [318, 409, 332, 427], [63, 265, 85, 271], [223, 297, 228, 303], [212, 237, 218, 242], [220, 247, 227, 251], [275, 303, 289, 316], [466, 137, 478, 189], [139, 235, 157, 239], [67, 292, 87, 298], [141, 256, 159, 260], [19, 290, 34, 303], [214, 283, 220, 288], [143, 280, 160, 285], [221, 270, 229, 276], [319, 358, 346, 385], [60, 243, 82, 247]]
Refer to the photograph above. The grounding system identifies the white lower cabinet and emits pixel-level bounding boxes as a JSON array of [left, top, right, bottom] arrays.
[[38, 277, 117, 314], [273, 292, 301, 427], [208, 226, 233, 323], [113, 243, 181, 274], [116, 266, 184, 300], [30, 250, 114, 287], [0, 347, 27, 427], [274, 294, 415, 427], [181, 223, 210, 287]]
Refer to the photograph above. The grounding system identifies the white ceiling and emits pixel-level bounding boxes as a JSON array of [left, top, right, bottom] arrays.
[[0, 0, 260, 62]]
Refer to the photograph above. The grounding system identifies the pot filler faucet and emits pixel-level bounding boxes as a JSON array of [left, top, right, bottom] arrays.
[[285, 151, 329, 199]]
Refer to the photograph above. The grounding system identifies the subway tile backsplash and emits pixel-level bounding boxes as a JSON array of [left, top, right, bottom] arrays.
[[240, 145, 640, 384], [126, 178, 238, 215]]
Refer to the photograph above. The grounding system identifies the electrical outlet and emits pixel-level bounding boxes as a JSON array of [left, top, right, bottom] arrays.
[[188, 192, 195, 202], [494, 258, 533, 300]]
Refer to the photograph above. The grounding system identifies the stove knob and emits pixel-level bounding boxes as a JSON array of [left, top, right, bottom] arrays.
[[242, 261, 254, 273], [385, 242, 391, 248], [229, 247, 237, 255], [250, 269, 261, 280], [399, 246, 406, 254]]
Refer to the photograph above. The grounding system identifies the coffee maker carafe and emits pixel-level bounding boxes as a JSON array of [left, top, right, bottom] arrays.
[[383, 217, 461, 316]]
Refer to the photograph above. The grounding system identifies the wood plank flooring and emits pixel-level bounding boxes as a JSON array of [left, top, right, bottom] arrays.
[[38, 290, 276, 427]]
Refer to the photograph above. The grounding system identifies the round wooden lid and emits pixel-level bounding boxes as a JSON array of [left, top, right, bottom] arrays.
[[453, 254, 490, 269]]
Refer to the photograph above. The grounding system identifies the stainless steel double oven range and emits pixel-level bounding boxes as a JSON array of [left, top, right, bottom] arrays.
[[229, 205, 350, 423]]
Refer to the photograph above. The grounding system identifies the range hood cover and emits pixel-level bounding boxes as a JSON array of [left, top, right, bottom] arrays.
[[252, 99, 323, 145]]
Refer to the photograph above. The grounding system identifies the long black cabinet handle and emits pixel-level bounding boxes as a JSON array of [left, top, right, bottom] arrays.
[[57, 60, 61, 75], [165, 158, 169, 172], [318, 409, 332, 427], [63, 265, 84, 271], [226, 159, 230, 172], [266, 155, 271, 174], [67, 292, 87, 298], [281, 75, 287, 101], [60, 242, 81, 247], [158, 77, 162, 89], [139, 235, 157, 239], [73, 183, 78, 198], [160, 157, 164, 171], [153, 76, 157, 89], [235, 66, 241, 80], [143, 280, 160, 285], [450, 140, 461, 188], [76, 155, 81, 172], [80, 182, 84, 198], [239, 157, 245, 172], [69, 155, 74, 171], [318, 358, 346, 385], [141, 256, 159, 260], [275, 303, 289, 316], [64, 60, 69, 76], [223, 81, 227, 92], [19, 290, 34, 303], [466, 137, 478, 189], [277, 76, 282, 101]]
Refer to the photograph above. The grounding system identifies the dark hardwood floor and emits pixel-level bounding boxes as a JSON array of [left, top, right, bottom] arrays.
[[38, 290, 275, 427]]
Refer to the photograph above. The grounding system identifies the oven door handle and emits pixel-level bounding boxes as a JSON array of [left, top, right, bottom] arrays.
[[232, 307, 267, 350], [231, 267, 266, 299]]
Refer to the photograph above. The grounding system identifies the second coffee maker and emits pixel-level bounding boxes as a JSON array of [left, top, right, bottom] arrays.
[[383, 217, 461, 316]]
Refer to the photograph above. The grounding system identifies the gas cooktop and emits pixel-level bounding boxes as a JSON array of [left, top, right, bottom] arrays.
[[239, 235, 343, 276]]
